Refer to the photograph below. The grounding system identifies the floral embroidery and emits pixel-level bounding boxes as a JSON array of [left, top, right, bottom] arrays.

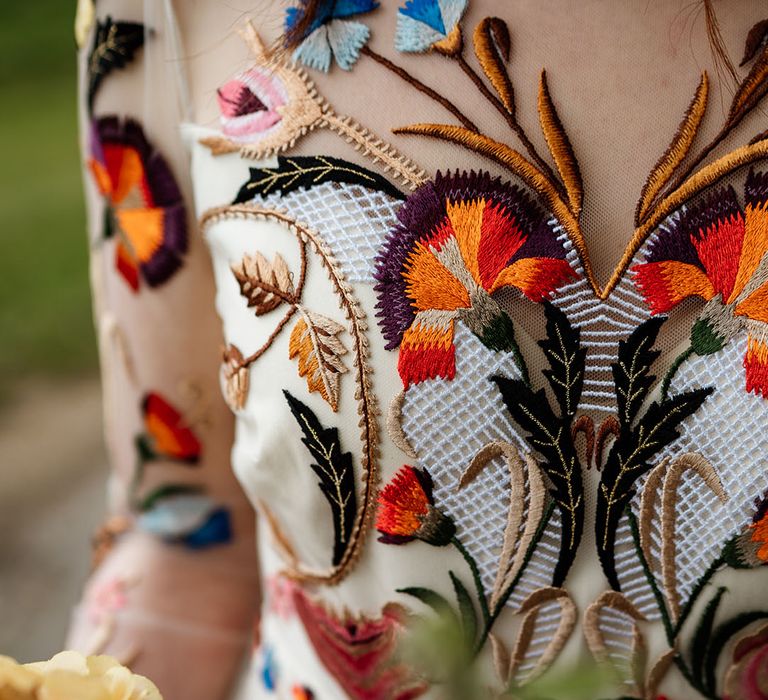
[[216, 69, 288, 140], [725, 494, 768, 568], [89, 117, 187, 292], [290, 583, 428, 700], [291, 685, 315, 700], [374, 171, 576, 387], [376, 465, 455, 546], [633, 170, 768, 397], [285, 0, 378, 72], [130, 393, 232, 549], [87, 17, 144, 113], [202, 207, 380, 584], [395, 0, 467, 55], [139, 393, 201, 463], [196, 11, 768, 699], [723, 623, 768, 700]]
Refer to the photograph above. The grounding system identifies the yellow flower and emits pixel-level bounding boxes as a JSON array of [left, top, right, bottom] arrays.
[[0, 652, 161, 700]]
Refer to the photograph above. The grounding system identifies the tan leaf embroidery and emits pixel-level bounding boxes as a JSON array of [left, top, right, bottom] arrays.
[[222, 344, 250, 412], [584, 590, 647, 698], [289, 308, 349, 412], [231, 251, 296, 316], [639, 452, 727, 622], [510, 587, 577, 685]]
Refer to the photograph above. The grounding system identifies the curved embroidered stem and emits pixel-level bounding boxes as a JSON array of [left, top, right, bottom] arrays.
[[234, 241, 308, 369], [673, 554, 724, 637], [453, 53, 566, 201], [474, 501, 556, 655], [239, 305, 300, 367], [661, 345, 695, 400], [659, 127, 729, 209], [321, 110, 427, 190], [360, 45, 478, 132], [451, 536, 490, 627], [200, 205, 380, 585], [627, 510, 675, 644]]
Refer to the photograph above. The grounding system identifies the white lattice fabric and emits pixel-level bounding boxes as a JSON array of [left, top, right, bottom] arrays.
[[260, 181, 402, 283]]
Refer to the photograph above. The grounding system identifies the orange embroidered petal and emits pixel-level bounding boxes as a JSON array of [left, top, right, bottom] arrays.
[[88, 158, 113, 198], [116, 208, 165, 263], [142, 393, 201, 463], [632, 261, 716, 314], [692, 212, 745, 302], [103, 145, 150, 205], [732, 203, 768, 300], [751, 515, 768, 562], [403, 243, 471, 312], [490, 257, 577, 300], [736, 281, 768, 324], [476, 201, 526, 289], [745, 336, 768, 399], [114, 241, 140, 292], [446, 197, 485, 285], [377, 465, 455, 546], [398, 322, 456, 386]]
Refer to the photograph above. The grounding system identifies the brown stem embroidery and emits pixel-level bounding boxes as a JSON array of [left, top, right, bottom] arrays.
[[200, 205, 380, 585], [359, 45, 478, 132]]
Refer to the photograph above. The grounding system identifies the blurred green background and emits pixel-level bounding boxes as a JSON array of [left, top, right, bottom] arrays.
[[0, 2, 106, 664], [0, 1, 97, 400]]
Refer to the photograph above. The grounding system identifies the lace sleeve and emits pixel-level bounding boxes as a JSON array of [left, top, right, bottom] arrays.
[[67, 3, 259, 698]]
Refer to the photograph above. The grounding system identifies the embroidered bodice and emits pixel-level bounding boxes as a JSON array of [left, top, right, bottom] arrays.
[[70, 2, 768, 699]]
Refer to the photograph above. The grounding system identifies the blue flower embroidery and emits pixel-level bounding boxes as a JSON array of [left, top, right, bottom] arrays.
[[395, 0, 467, 53], [285, 0, 379, 72]]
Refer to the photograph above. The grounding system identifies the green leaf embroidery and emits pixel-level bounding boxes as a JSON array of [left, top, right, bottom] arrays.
[[450, 571, 478, 647], [397, 586, 458, 623], [283, 390, 357, 567], [689, 586, 726, 687]]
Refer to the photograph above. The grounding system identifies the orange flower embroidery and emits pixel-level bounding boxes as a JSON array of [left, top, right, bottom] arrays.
[[633, 170, 768, 397], [376, 465, 455, 546]]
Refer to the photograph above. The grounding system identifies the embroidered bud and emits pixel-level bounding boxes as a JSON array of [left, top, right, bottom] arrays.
[[690, 317, 727, 356], [690, 296, 744, 356], [724, 496, 768, 568], [432, 24, 463, 56], [377, 465, 456, 546], [141, 393, 201, 464]]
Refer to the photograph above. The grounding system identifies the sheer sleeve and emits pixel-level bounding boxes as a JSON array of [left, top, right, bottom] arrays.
[[66, 3, 259, 699]]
